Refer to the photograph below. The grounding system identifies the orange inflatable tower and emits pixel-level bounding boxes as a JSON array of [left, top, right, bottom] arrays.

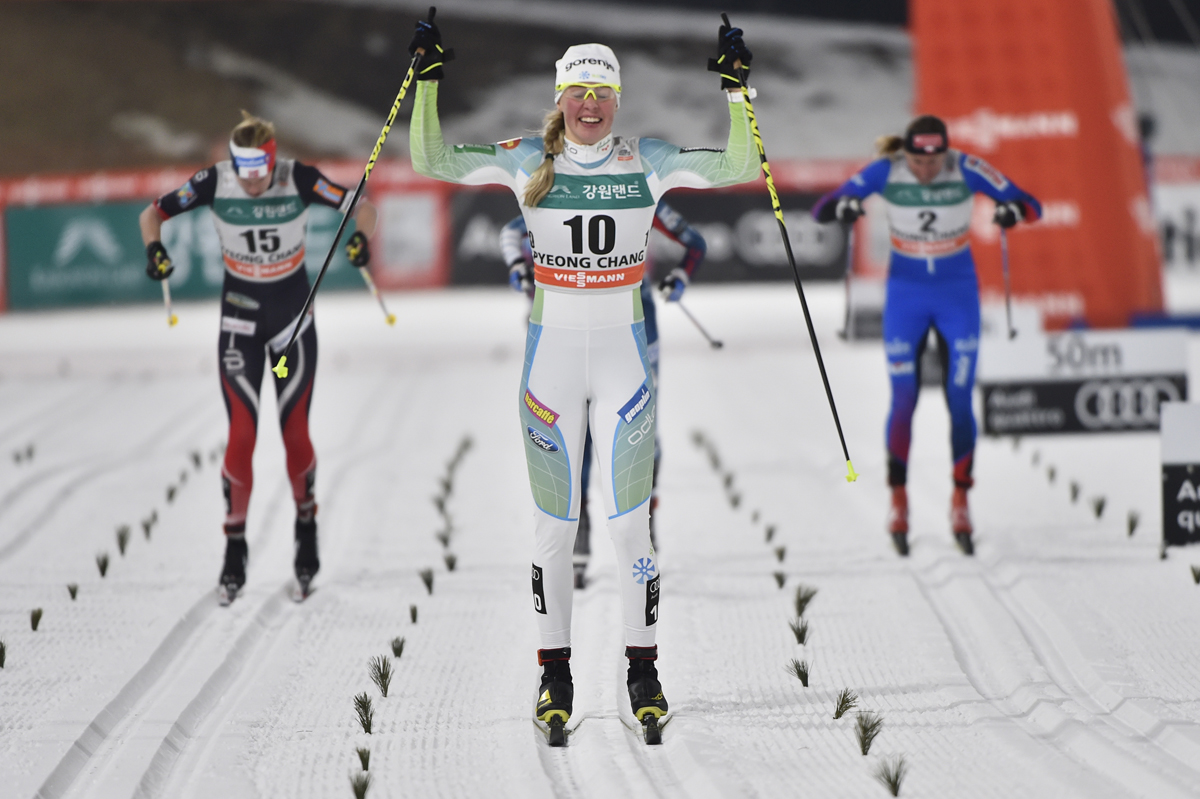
[[912, 0, 1161, 327]]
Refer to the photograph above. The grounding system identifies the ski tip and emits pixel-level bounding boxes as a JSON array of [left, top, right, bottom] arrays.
[[386, 314, 397, 326], [547, 718, 567, 747], [271, 357, 288, 379], [845, 460, 859, 483]]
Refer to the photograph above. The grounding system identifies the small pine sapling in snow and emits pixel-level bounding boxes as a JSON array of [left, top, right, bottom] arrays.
[[356, 747, 370, 771], [786, 658, 809, 687], [166, 485, 176, 503], [723, 473, 734, 488], [179, 470, 187, 485], [369, 655, 393, 698], [67, 584, 78, 600], [436, 529, 451, 548], [833, 688, 858, 719], [875, 755, 907, 796], [116, 526, 130, 556], [729, 492, 742, 509], [439, 476, 453, 498], [690, 429, 704, 447], [191, 450, 202, 470], [419, 568, 434, 595], [1047, 465, 1056, 483], [794, 585, 818, 618], [354, 692, 374, 734], [142, 518, 153, 539], [97, 552, 110, 577], [0, 639, 5, 668], [1191, 565, 1200, 585], [765, 525, 776, 543], [1069, 481, 1080, 503], [855, 711, 883, 755], [1092, 496, 1106, 519], [1128, 511, 1140, 537], [31, 608, 43, 631], [775, 546, 786, 563], [444, 553, 457, 571], [432, 495, 446, 515], [350, 771, 371, 799], [1031, 450, 1040, 466], [773, 571, 786, 589], [752, 509, 761, 523], [789, 617, 809, 645], [391, 636, 405, 658], [409, 604, 418, 624]]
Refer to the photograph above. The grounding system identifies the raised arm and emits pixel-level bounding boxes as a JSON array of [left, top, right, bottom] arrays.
[[409, 82, 538, 188]]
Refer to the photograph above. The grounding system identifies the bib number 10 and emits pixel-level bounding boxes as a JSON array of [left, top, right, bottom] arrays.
[[563, 215, 615, 255]]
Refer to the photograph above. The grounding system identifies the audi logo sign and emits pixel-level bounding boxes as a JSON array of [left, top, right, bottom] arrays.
[[1074, 378, 1183, 429], [979, 329, 1188, 436], [982, 376, 1187, 435]]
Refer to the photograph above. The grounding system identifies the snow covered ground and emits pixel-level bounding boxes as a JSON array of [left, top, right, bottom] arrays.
[[2, 284, 1200, 798]]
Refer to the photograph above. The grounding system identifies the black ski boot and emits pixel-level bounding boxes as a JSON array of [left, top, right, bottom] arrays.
[[536, 648, 573, 746], [573, 500, 591, 590], [294, 514, 320, 601], [218, 534, 248, 606], [627, 646, 668, 745]]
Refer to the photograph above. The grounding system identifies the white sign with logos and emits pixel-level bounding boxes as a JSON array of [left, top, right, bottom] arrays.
[[1160, 402, 1200, 548], [977, 328, 1187, 434]]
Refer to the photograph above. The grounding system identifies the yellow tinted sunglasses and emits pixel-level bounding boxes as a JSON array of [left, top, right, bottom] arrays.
[[557, 83, 621, 102]]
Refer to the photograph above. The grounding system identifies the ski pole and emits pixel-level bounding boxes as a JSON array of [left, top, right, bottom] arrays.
[[676, 300, 723, 349], [727, 14, 857, 483], [837, 226, 854, 340], [273, 7, 434, 379], [359, 267, 397, 326], [161, 280, 178, 327], [1000, 227, 1016, 339]]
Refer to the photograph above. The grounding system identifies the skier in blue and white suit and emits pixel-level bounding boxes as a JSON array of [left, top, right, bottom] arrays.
[[813, 115, 1041, 555]]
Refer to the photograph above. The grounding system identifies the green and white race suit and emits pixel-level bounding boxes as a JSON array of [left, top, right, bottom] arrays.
[[411, 81, 759, 649]]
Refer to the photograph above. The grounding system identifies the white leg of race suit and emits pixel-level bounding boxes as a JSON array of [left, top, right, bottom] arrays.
[[521, 290, 659, 651]]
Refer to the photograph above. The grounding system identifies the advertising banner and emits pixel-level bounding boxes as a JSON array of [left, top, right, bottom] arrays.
[[1160, 402, 1200, 548], [4, 201, 361, 310], [977, 329, 1187, 435], [912, 0, 1163, 327], [448, 187, 849, 287]]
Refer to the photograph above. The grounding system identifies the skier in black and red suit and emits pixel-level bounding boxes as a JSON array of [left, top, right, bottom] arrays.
[[139, 111, 378, 603]]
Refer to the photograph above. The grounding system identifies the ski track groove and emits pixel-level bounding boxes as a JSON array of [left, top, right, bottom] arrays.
[[911, 549, 1200, 798], [28, 370, 393, 799], [0, 393, 219, 563], [143, 372, 412, 797]]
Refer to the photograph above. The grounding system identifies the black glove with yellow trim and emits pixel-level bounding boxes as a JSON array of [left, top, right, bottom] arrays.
[[345, 230, 371, 268], [409, 18, 455, 81], [707, 22, 752, 89], [145, 241, 173, 281]]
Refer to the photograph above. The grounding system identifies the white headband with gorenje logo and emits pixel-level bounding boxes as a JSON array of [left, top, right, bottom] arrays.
[[229, 139, 277, 179], [554, 44, 621, 107]]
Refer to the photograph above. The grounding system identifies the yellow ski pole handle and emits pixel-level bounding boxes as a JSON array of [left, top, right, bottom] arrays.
[[272, 15, 432, 380], [726, 33, 856, 483], [359, 268, 396, 326], [161, 280, 178, 327]]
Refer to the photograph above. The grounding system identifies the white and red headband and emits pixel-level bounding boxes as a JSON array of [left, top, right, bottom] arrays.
[[229, 139, 277, 179]]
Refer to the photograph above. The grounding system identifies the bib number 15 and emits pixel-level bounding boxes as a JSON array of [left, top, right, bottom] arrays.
[[563, 215, 615, 255]]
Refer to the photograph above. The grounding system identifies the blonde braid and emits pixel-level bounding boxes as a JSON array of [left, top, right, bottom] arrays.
[[523, 110, 566, 208], [875, 134, 904, 157]]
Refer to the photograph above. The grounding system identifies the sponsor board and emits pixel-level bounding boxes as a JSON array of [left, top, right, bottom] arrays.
[[1160, 403, 1200, 548], [978, 329, 1187, 435]]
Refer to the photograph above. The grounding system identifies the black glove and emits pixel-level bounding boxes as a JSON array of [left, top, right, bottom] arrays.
[[408, 18, 455, 81], [835, 196, 865, 224], [345, 230, 371, 268], [508, 260, 533, 295], [993, 200, 1024, 229], [658, 267, 689, 302], [145, 241, 173, 281], [707, 22, 752, 89]]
